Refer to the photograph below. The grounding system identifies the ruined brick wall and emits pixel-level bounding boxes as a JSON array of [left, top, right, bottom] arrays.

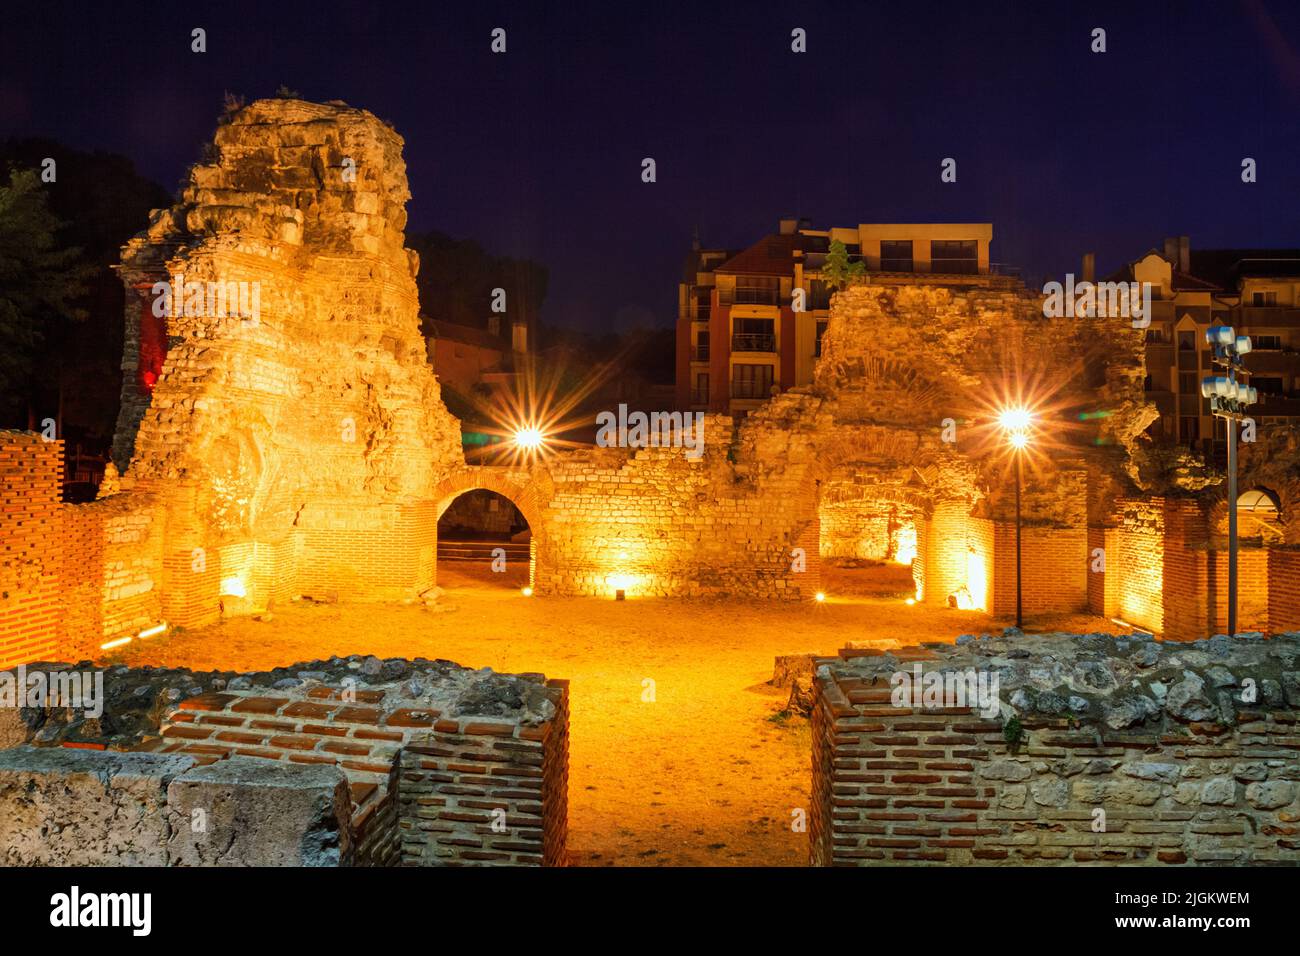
[[992, 523, 1088, 616], [398, 678, 568, 866], [156, 672, 567, 866], [0, 434, 63, 668], [811, 633, 1300, 866]]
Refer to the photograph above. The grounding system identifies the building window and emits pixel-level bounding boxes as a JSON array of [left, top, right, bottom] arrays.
[[694, 330, 710, 362], [1253, 334, 1282, 350], [808, 279, 831, 310], [730, 276, 779, 306], [930, 239, 978, 274], [1254, 377, 1284, 395], [731, 363, 774, 399], [815, 320, 828, 357], [1179, 416, 1199, 443], [1251, 291, 1279, 307], [880, 240, 914, 272], [692, 372, 709, 405], [732, 317, 775, 352]]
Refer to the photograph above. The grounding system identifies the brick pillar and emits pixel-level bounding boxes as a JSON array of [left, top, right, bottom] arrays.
[[1161, 498, 1209, 640]]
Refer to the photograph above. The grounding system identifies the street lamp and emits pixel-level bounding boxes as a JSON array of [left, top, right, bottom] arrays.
[[1201, 326, 1259, 636], [513, 425, 545, 451], [998, 408, 1033, 629]]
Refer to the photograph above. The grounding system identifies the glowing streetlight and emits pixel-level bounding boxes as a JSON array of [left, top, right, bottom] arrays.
[[998, 408, 1034, 629], [814, 591, 826, 603], [513, 426, 545, 451]]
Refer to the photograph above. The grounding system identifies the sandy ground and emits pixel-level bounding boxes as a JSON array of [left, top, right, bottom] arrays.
[[108, 562, 1128, 866]]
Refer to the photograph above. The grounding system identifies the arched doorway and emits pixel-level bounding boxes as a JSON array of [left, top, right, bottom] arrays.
[[432, 467, 546, 592], [436, 489, 532, 589]]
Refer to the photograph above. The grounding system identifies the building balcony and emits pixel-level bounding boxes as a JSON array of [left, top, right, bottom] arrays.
[[691, 347, 710, 362], [690, 390, 709, 406], [1239, 306, 1300, 328], [721, 288, 780, 306], [731, 333, 776, 353]]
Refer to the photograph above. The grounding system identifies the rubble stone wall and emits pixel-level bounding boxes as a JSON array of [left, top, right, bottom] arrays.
[[811, 632, 1300, 866]]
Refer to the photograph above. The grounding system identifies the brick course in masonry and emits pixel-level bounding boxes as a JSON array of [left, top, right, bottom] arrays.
[[811, 633, 1300, 866]]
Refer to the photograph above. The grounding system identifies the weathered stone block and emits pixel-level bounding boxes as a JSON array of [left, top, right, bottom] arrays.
[[166, 756, 352, 866], [0, 746, 194, 866]]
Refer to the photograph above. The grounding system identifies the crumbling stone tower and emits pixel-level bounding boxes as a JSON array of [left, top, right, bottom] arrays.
[[112, 98, 464, 624]]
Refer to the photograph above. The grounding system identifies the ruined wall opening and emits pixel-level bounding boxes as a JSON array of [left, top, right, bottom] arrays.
[[814, 469, 928, 603], [436, 489, 532, 590]]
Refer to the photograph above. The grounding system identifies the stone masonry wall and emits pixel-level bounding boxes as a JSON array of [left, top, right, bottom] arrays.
[[811, 632, 1300, 866]]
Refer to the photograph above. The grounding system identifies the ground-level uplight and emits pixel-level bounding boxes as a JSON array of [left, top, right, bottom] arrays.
[[814, 591, 826, 603], [521, 586, 533, 597]]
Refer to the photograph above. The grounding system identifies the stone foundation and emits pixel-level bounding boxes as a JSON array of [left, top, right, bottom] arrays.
[[810, 632, 1300, 866]]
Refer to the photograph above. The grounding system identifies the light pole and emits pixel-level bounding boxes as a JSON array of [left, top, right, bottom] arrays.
[[1202, 326, 1258, 636], [998, 409, 1032, 629]]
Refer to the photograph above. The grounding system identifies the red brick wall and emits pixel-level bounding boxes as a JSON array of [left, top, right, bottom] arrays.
[[1207, 548, 1270, 634], [992, 523, 1086, 616], [0, 433, 63, 668], [1161, 499, 1209, 641], [158, 680, 569, 867], [1269, 549, 1300, 633]]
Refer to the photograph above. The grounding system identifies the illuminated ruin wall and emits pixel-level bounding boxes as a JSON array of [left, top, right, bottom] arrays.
[[810, 633, 1300, 866], [6, 99, 1300, 657]]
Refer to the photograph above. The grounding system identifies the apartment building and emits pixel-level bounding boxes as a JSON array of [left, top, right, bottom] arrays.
[[675, 218, 998, 415], [1109, 238, 1300, 461]]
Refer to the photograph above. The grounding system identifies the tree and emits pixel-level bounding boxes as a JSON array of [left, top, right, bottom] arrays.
[[821, 238, 864, 291], [0, 167, 93, 419]]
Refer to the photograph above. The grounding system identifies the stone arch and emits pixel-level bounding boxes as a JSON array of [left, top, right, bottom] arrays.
[[432, 467, 548, 589]]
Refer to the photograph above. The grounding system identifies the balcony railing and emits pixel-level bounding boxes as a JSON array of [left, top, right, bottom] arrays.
[[930, 258, 979, 275], [691, 346, 710, 362], [731, 380, 773, 399], [879, 258, 914, 273], [721, 288, 780, 306], [731, 333, 776, 352]]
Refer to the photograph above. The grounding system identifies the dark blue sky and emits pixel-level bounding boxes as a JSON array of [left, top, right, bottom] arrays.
[[4, 0, 1299, 332]]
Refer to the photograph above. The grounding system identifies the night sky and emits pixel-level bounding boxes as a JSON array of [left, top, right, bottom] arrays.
[[4, 0, 1299, 333]]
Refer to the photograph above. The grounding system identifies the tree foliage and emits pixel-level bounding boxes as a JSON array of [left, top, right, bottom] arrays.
[[821, 238, 864, 291], [0, 167, 93, 401]]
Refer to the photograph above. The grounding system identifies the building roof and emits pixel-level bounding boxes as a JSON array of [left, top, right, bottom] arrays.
[[1105, 252, 1221, 291], [1189, 249, 1300, 289], [715, 232, 828, 276], [426, 318, 506, 352]]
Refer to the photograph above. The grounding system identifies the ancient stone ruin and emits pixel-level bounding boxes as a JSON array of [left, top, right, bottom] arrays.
[[1, 96, 1299, 867]]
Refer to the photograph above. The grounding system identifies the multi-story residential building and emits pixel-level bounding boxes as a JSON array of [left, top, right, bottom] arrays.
[[675, 218, 998, 415], [1108, 238, 1300, 461]]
